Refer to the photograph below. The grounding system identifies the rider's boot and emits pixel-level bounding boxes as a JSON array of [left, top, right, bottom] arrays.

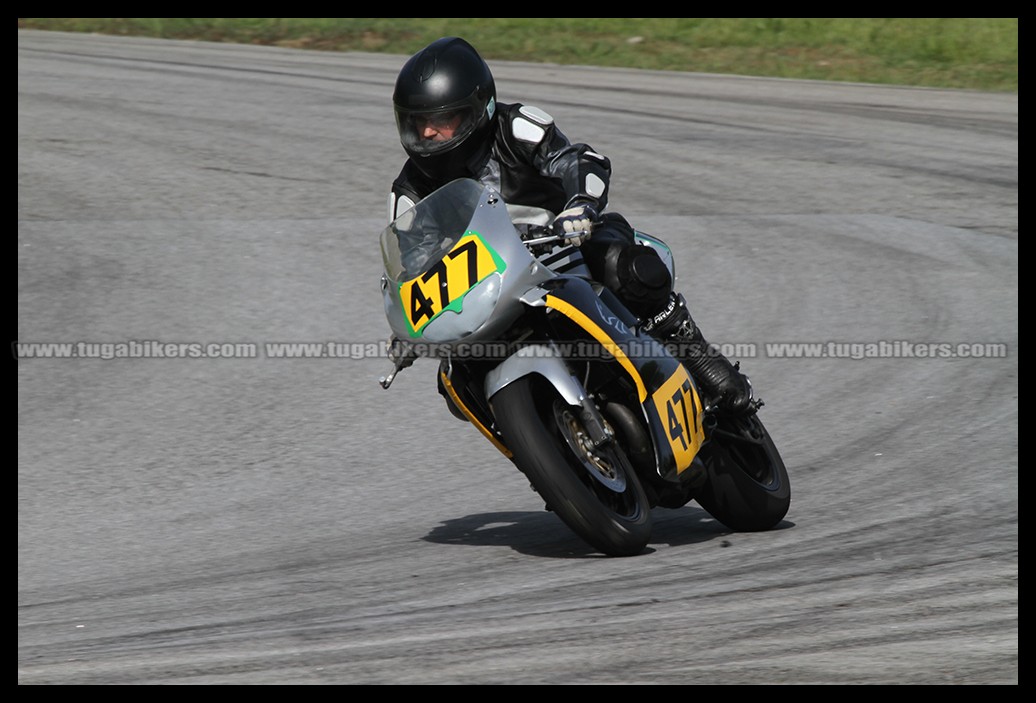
[[643, 293, 754, 415]]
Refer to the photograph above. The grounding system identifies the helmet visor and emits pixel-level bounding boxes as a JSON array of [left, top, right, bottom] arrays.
[[396, 100, 481, 156]]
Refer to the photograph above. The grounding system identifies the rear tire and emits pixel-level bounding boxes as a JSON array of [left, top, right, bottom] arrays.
[[694, 413, 791, 531], [492, 376, 653, 556]]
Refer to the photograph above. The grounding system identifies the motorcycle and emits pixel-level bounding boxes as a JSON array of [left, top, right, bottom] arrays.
[[379, 178, 790, 556]]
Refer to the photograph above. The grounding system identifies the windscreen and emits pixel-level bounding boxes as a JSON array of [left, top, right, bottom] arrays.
[[380, 179, 486, 282]]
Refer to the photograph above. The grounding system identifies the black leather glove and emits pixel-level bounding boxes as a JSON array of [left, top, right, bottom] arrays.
[[551, 201, 597, 245]]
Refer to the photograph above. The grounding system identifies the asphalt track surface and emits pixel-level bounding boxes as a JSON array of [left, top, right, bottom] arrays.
[[17, 30, 1017, 685]]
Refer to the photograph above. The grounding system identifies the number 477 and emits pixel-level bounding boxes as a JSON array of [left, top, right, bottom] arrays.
[[666, 379, 698, 450]]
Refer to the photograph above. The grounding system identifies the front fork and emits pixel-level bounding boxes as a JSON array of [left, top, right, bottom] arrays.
[[484, 342, 613, 445]]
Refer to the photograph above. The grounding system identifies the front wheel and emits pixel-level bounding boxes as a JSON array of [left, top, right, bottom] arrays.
[[694, 413, 791, 531], [492, 376, 652, 556]]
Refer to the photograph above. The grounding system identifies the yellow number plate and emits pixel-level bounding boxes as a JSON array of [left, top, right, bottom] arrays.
[[651, 364, 705, 473], [399, 232, 505, 336]]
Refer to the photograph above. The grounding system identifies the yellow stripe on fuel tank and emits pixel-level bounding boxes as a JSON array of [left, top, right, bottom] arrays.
[[544, 294, 647, 403]]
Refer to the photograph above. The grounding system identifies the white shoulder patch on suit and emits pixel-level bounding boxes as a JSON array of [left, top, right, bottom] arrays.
[[392, 194, 416, 221], [518, 105, 554, 125], [585, 174, 606, 198], [512, 116, 546, 144]]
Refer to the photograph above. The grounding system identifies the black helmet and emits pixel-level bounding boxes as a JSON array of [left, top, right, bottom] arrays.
[[393, 37, 497, 180]]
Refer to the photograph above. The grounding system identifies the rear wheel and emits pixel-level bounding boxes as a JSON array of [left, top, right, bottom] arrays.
[[492, 376, 652, 556], [694, 413, 791, 531]]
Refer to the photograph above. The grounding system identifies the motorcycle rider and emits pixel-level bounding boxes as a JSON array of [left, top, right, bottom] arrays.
[[387, 36, 753, 415]]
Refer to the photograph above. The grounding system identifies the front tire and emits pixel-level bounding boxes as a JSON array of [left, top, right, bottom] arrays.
[[492, 376, 653, 556]]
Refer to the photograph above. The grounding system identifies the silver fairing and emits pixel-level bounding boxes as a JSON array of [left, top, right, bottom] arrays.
[[380, 179, 558, 356]]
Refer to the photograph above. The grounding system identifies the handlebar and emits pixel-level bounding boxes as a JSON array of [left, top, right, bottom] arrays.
[[520, 224, 594, 249]]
